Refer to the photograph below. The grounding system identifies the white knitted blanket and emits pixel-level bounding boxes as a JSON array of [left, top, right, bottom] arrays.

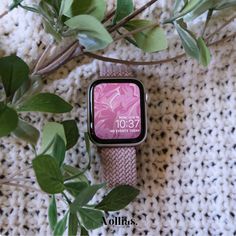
[[0, 0, 236, 235]]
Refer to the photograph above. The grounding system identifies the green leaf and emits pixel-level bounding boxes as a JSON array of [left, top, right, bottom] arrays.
[[12, 75, 43, 105], [185, 0, 236, 21], [96, 185, 139, 211], [50, 134, 66, 167], [84, 132, 91, 157], [174, 20, 199, 60], [53, 212, 68, 236], [70, 184, 105, 212], [65, 182, 88, 197], [81, 227, 89, 236], [113, 0, 134, 24], [32, 155, 65, 194], [68, 212, 78, 236], [9, 0, 24, 10], [41, 122, 67, 154], [64, 0, 106, 21], [12, 119, 39, 146], [65, 15, 113, 52], [78, 207, 103, 230], [17, 93, 72, 113], [197, 37, 211, 67], [173, 0, 187, 14], [43, 0, 62, 14], [184, 1, 214, 21], [164, 0, 199, 23], [48, 195, 57, 231], [42, 19, 62, 42], [59, 0, 73, 16], [63, 165, 89, 184], [214, 0, 236, 10], [0, 103, 18, 138], [124, 20, 168, 53], [0, 55, 29, 97], [61, 120, 79, 150]]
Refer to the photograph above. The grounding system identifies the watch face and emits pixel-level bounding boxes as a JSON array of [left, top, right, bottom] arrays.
[[88, 79, 146, 145]]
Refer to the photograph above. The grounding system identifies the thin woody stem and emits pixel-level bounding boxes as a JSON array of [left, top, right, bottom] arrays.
[[102, 9, 116, 24], [33, 42, 54, 74], [33, 41, 80, 75], [85, 33, 236, 65], [114, 23, 159, 42], [205, 14, 236, 42], [108, 0, 159, 33], [0, 10, 8, 19]]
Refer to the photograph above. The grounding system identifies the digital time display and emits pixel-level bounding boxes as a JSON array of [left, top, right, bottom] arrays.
[[93, 82, 142, 140]]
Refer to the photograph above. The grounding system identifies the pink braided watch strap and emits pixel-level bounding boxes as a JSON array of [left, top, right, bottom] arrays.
[[99, 64, 137, 188], [100, 147, 137, 187]]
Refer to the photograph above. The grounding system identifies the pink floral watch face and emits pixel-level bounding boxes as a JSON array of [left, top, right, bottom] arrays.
[[91, 80, 143, 140], [89, 79, 145, 143]]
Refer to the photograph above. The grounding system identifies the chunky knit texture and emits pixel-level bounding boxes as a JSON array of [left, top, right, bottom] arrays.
[[0, 0, 236, 235]]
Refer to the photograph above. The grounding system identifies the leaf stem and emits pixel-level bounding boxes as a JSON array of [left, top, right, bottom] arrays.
[[33, 41, 81, 76], [114, 22, 159, 42], [102, 9, 116, 24], [62, 192, 71, 204], [202, 9, 213, 37], [108, 0, 159, 33], [0, 10, 8, 19], [205, 14, 236, 43], [33, 42, 54, 74], [84, 33, 236, 65]]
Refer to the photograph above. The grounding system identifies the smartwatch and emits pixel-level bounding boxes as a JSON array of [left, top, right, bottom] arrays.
[[87, 64, 147, 187]]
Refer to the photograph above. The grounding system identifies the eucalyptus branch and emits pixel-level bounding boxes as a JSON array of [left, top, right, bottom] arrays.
[[202, 9, 213, 37], [33, 41, 80, 75], [1, 182, 44, 194], [114, 22, 159, 42], [108, 0, 159, 33], [0, 10, 8, 19], [84, 33, 236, 66], [102, 9, 116, 24], [33, 42, 54, 73], [205, 14, 236, 42]]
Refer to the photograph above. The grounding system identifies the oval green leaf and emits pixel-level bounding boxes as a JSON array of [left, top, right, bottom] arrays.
[[95, 185, 140, 211], [0, 55, 29, 98], [64, 0, 106, 21], [68, 212, 79, 236], [0, 103, 18, 138], [53, 212, 68, 236], [65, 15, 113, 52], [113, 0, 134, 24], [12, 119, 40, 146], [32, 155, 65, 194], [65, 182, 88, 197], [17, 93, 72, 113], [174, 21, 199, 60], [125, 19, 168, 53], [78, 207, 103, 230], [70, 184, 105, 212], [61, 120, 79, 150], [197, 37, 211, 67], [48, 195, 58, 231]]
